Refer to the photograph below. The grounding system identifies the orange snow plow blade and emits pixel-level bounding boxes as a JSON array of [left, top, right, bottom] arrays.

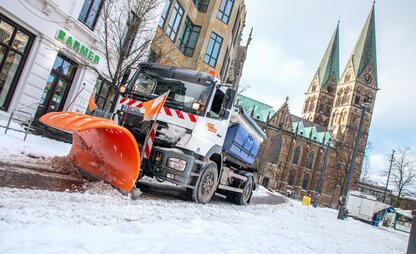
[[39, 112, 140, 192]]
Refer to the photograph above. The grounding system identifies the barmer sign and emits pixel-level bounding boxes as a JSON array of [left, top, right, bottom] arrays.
[[56, 29, 101, 64]]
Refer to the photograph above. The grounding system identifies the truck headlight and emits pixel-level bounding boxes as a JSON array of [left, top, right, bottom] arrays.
[[167, 158, 186, 171]]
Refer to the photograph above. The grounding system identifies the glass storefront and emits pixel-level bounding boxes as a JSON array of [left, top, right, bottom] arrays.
[[0, 14, 34, 111], [36, 53, 78, 117]]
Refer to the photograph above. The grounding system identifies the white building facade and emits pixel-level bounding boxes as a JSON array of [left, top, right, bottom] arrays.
[[0, 0, 114, 121]]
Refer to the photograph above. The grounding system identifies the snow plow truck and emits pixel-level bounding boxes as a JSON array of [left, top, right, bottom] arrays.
[[40, 62, 267, 205]]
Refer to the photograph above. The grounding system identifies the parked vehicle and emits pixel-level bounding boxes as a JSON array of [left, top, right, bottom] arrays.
[[346, 190, 392, 225]]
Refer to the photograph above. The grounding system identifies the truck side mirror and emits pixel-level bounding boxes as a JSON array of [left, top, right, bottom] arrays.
[[219, 88, 235, 119], [224, 88, 236, 110]]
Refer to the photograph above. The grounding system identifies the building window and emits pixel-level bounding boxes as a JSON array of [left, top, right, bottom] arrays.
[[36, 54, 78, 117], [159, 0, 172, 28], [302, 175, 310, 190], [268, 134, 283, 164], [93, 78, 115, 113], [192, 0, 209, 12], [293, 146, 301, 165], [166, 1, 184, 41], [0, 14, 34, 111], [288, 170, 295, 186], [178, 17, 201, 57], [78, 0, 103, 30], [217, 0, 234, 24], [306, 152, 314, 169], [120, 11, 138, 55], [204, 32, 223, 67], [231, 7, 241, 44]]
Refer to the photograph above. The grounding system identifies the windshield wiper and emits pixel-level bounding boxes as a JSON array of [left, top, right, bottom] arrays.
[[164, 98, 186, 111]]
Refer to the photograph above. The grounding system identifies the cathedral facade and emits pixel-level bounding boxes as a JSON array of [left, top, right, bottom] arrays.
[[250, 4, 378, 207]]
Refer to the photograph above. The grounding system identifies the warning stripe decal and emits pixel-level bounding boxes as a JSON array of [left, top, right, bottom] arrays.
[[120, 98, 197, 123]]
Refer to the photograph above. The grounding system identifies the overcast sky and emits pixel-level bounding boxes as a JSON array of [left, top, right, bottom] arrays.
[[240, 0, 416, 181]]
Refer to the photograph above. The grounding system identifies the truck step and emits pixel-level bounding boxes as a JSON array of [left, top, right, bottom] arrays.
[[218, 184, 243, 193]]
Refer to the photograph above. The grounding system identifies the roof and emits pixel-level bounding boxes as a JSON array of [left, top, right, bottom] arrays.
[[290, 115, 332, 146], [350, 4, 378, 86], [317, 23, 340, 88], [235, 94, 276, 122]]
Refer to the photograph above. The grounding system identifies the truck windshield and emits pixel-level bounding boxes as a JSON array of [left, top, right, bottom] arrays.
[[126, 68, 213, 114]]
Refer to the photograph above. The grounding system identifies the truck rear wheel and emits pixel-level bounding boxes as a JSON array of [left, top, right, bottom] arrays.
[[233, 176, 254, 205], [190, 161, 218, 204]]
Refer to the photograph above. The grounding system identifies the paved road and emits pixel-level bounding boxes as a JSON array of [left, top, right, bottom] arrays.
[[0, 161, 285, 205]]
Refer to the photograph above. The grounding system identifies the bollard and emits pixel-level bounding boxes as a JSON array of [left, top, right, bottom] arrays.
[[407, 210, 416, 254]]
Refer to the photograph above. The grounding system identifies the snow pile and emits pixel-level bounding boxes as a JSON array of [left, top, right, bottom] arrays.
[[0, 184, 409, 254], [0, 120, 70, 163]]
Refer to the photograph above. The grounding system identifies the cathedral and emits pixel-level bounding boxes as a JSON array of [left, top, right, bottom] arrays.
[[243, 4, 378, 207]]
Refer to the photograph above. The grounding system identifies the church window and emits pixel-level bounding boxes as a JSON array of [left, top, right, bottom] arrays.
[[345, 73, 351, 82], [293, 146, 301, 165], [331, 112, 336, 126], [306, 152, 314, 169], [288, 170, 295, 186], [302, 175, 310, 190], [335, 97, 340, 106], [268, 134, 283, 163], [342, 94, 349, 105], [312, 84, 317, 91], [355, 95, 361, 105], [309, 97, 316, 112], [304, 101, 309, 113]]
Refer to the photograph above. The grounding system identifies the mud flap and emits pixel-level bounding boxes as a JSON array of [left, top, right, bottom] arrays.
[[39, 112, 140, 192]]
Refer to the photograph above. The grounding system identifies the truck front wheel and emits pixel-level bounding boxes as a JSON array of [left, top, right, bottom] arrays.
[[190, 161, 218, 204]]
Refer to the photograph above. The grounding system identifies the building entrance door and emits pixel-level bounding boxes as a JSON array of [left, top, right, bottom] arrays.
[[0, 14, 34, 111], [262, 177, 269, 188], [36, 54, 78, 117]]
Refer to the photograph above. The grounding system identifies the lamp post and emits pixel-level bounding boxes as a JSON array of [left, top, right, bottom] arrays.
[[313, 138, 331, 208], [337, 102, 369, 220], [382, 149, 395, 204]]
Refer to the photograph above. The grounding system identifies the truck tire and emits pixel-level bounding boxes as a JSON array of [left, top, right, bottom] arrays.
[[233, 176, 254, 205], [191, 161, 218, 204]]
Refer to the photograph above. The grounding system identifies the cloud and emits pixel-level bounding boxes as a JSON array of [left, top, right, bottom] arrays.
[[241, 38, 312, 114]]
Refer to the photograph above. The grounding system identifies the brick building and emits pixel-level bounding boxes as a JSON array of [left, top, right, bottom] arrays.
[[241, 4, 378, 208]]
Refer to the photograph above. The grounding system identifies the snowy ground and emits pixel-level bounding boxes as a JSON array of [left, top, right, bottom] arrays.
[[0, 121, 410, 253]]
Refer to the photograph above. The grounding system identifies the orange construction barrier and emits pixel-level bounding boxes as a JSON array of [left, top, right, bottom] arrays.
[[39, 112, 140, 192]]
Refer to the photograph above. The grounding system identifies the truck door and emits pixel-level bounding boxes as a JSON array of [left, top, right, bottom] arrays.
[[204, 88, 229, 144]]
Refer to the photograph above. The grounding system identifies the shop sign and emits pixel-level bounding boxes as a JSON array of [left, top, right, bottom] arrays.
[[56, 29, 101, 64]]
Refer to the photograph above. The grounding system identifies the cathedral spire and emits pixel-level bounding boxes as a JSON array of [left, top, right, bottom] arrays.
[[350, 3, 377, 85], [317, 22, 340, 88]]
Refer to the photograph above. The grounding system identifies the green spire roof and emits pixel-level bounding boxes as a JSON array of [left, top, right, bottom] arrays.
[[317, 23, 340, 88], [235, 94, 275, 122], [351, 4, 377, 82]]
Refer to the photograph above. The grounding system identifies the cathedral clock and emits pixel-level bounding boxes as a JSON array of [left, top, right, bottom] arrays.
[[364, 72, 372, 84]]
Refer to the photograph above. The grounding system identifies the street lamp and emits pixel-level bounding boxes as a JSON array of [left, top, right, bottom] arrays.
[[383, 150, 395, 204], [313, 138, 331, 208], [337, 102, 370, 220]]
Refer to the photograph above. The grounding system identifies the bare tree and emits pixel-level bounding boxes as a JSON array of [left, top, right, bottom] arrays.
[[237, 80, 251, 94], [386, 147, 416, 207], [92, 0, 163, 107], [360, 140, 373, 184]]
